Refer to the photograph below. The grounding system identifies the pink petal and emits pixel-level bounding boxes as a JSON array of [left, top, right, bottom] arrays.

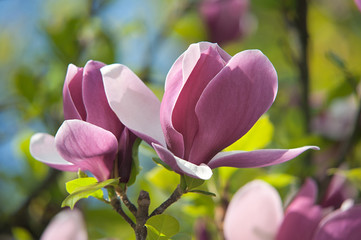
[[190, 50, 278, 165], [313, 206, 361, 240], [321, 173, 353, 209], [101, 64, 165, 146], [224, 180, 284, 240], [82, 60, 123, 138], [55, 120, 118, 181], [276, 179, 323, 240], [152, 143, 213, 180], [161, 42, 230, 158], [207, 146, 319, 169], [63, 64, 85, 120], [117, 127, 137, 183], [41, 209, 87, 240], [29, 133, 78, 172]]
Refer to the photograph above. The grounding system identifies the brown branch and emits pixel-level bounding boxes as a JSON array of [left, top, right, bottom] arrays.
[[135, 191, 150, 240], [110, 196, 136, 229], [115, 186, 137, 216], [150, 185, 184, 217]]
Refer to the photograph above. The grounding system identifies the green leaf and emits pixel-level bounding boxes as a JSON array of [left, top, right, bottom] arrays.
[[146, 214, 180, 240], [258, 173, 297, 188], [224, 115, 274, 151], [188, 190, 216, 197], [62, 178, 119, 209], [180, 175, 205, 191], [127, 138, 142, 186]]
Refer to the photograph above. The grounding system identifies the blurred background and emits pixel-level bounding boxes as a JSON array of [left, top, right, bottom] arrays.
[[0, 0, 361, 239]]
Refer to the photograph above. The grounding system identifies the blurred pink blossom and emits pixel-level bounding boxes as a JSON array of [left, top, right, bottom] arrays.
[[41, 209, 87, 240], [199, 0, 251, 45], [224, 179, 361, 240], [355, 0, 361, 12]]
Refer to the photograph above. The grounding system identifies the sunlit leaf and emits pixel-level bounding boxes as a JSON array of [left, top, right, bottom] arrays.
[[258, 173, 297, 188], [180, 175, 205, 191], [62, 178, 119, 209], [146, 214, 180, 239], [224, 115, 274, 151]]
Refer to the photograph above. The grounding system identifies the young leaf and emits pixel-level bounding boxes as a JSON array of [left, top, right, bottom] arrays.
[[188, 190, 216, 197], [62, 178, 119, 209], [181, 175, 205, 191], [146, 214, 180, 240], [127, 138, 142, 186]]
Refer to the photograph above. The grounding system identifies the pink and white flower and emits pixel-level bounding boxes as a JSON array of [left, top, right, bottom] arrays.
[[224, 179, 361, 240], [30, 60, 137, 182], [101, 42, 318, 180]]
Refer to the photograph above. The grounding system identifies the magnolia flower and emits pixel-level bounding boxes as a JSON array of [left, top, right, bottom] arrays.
[[224, 179, 361, 240], [199, 0, 250, 45], [101, 42, 318, 180], [41, 209, 87, 240], [30, 60, 137, 182]]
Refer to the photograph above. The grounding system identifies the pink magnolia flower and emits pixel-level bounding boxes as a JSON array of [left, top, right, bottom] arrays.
[[199, 0, 250, 45], [41, 209, 87, 240], [30, 60, 137, 182], [224, 179, 361, 240], [101, 42, 318, 180]]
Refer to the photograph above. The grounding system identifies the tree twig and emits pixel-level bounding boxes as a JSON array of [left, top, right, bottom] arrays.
[[110, 195, 136, 229], [150, 185, 184, 217], [115, 186, 138, 216]]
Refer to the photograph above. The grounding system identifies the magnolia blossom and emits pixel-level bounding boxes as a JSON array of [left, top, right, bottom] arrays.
[[30, 60, 137, 182], [41, 209, 87, 240], [224, 179, 361, 240], [101, 42, 318, 180], [199, 0, 250, 45]]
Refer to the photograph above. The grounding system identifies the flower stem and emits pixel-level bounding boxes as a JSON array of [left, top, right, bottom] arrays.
[[150, 185, 185, 217]]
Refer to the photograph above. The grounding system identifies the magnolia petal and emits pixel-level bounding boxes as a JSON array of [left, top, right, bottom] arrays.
[[167, 43, 229, 160], [208, 146, 319, 169], [117, 128, 138, 183], [55, 120, 118, 181], [276, 179, 323, 240], [161, 42, 230, 158], [29, 133, 78, 172], [191, 50, 278, 165], [224, 180, 284, 240], [313, 206, 361, 240], [152, 143, 213, 180], [63, 64, 85, 120], [41, 209, 87, 240], [321, 173, 352, 209], [101, 64, 165, 146], [82, 60, 123, 138]]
